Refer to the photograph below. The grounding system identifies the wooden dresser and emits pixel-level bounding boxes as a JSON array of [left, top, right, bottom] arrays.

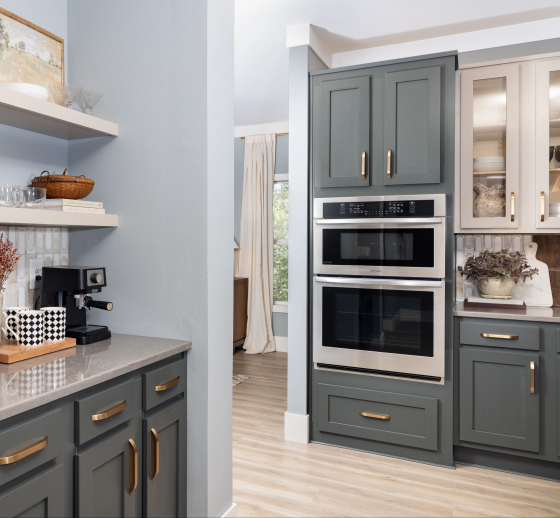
[[234, 277, 248, 349]]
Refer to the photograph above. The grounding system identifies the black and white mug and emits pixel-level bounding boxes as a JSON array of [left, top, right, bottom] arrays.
[[2, 306, 31, 341], [6, 310, 45, 346], [42, 307, 66, 342]]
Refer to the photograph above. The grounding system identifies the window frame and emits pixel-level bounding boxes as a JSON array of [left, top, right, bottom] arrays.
[[272, 172, 289, 311]]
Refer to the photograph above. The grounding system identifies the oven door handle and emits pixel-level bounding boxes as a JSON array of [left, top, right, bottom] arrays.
[[314, 217, 444, 225], [315, 276, 444, 288]]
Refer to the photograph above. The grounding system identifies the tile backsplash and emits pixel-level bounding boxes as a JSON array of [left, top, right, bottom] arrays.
[[1, 226, 69, 310], [455, 234, 533, 301]]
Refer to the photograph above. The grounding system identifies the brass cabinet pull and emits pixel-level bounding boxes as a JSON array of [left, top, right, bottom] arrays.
[[128, 439, 138, 494], [387, 150, 392, 179], [511, 192, 515, 222], [92, 400, 126, 421], [541, 191, 545, 222], [361, 151, 366, 180], [0, 437, 48, 466], [360, 412, 390, 420], [530, 361, 535, 395], [481, 333, 518, 340], [155, 376, 180, 392], [150, 428, 159, 480]]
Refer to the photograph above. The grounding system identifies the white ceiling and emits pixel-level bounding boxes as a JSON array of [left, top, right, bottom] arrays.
[[234, 0, 560, 127]]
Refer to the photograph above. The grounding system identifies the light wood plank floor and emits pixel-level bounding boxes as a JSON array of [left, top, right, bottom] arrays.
[[233, 350, 560, 518]]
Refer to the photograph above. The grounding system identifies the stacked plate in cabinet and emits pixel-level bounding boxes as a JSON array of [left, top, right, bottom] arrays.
[[473, 156, 505, 172]]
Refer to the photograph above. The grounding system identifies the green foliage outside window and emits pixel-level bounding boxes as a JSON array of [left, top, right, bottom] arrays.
[[273, 182, 289, 302]]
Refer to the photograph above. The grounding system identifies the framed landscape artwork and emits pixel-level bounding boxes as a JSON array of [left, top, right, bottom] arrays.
[[0, 7, 64, 104]]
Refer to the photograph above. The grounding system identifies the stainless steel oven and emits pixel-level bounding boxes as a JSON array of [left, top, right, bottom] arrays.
[[313, 194, 446, 279], [313, 276, 445, 380]]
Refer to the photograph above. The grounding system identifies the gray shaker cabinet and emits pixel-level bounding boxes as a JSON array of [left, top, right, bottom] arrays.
[[384, 66, 441, 185], [143, 399, 187, 518], [459, 347, 540, 453], [314, 76, 371, 188]]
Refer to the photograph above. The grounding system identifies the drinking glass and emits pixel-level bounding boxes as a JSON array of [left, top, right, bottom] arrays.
[[78, 90, 103, 115], [0, 185, 16, 207], [57, 85, 84, 109]]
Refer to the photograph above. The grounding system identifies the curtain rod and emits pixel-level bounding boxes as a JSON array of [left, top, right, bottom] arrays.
[[240, 132, 288, 140]]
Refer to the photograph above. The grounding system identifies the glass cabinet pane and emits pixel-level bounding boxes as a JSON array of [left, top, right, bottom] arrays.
[[548, 70, 560, 219], [472, 77, 507, 219]]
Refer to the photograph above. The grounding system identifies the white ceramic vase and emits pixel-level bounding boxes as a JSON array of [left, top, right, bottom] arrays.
[[478, 277, 516, 299]]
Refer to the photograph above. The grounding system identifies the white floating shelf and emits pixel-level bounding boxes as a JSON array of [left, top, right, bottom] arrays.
[[0, 208, 118, 228], [0, 89, 118, 140]]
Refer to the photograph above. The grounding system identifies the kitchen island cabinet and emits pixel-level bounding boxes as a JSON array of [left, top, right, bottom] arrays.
[[0, 334, 191, 518]]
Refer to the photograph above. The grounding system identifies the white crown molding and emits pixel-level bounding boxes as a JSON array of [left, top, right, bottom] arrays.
[[286, 24, 332, 69], [234, 121, 289, 138]]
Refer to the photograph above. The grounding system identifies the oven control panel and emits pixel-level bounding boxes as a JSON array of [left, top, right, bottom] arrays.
[[322, 200, 435, 219]]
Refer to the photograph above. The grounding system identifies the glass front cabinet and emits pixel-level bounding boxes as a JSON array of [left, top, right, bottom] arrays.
[[536, 58, 560, 229], [460, 64, 520, 229]]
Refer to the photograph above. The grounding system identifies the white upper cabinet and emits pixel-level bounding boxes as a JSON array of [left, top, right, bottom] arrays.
[[460, 65, 519, 229]]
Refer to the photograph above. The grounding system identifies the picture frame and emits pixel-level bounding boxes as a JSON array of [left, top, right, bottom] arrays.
[[0, 7, 64, 103]]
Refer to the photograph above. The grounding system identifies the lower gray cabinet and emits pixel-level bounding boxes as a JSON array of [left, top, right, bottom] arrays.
[[0, 465, 64, 518], [460, 347, 539, 452], [75, 424, 140, 517], [143, 399, 187, 518]]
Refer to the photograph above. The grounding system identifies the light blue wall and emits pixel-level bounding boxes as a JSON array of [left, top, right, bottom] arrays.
[[66, 1, 233, 515], [0, 0, 68, 186]]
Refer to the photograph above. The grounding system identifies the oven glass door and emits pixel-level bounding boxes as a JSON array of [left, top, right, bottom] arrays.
[[322, 228, 434, 268], [322, 285, 434, 357]]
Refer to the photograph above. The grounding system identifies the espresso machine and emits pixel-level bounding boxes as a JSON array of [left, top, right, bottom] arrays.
[[40, 265, 113, 345]]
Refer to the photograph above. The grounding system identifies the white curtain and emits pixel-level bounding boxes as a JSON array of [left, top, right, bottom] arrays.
[[237, 134, 276, 354]]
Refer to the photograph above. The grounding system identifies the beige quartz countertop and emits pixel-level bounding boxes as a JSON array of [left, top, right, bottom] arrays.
[[454, 302, 560, 323], [0, 333, 191, 421]]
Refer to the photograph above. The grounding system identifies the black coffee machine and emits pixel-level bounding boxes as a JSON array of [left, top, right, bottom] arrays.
[[40, 265, 113, 345]]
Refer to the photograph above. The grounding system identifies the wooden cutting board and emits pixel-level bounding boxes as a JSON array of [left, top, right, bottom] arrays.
[[0, 337, 76, 363], [513, 242, 553, 307]]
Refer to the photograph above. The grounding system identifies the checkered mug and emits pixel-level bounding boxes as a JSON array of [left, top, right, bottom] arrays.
[[2, 306, 31, 341], [42, 307, 66, 342], [6, 310, 45, 346]]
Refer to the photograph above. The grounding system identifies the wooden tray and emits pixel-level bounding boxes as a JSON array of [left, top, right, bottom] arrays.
[[464, 300, 527, 311], [0, 337, 77, 364]]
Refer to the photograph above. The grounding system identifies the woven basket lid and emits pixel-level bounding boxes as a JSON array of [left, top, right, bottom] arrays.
[[33, 168, 94, 185]]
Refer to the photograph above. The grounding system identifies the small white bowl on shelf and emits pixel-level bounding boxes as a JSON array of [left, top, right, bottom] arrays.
[[0, 83, 49, 101]]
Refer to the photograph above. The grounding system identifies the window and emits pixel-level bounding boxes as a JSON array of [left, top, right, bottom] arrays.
[[273, 174, 288, 306]]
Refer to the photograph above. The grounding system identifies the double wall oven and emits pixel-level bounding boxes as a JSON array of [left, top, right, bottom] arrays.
[[313, 194, 446, 381]]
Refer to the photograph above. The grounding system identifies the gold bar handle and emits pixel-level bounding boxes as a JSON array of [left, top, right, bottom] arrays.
[[150, 428, 159, 480], [128, 439, 138, 494], [530, 361, 535, 395], [541, 191, 545, 222], [481, 333, 518, 340], [361, 151, 366, 180], [92, 400, 126, 421], [360, 412, 390, 420], [511, 192, 515, 222], [155, 376, 180, 392], [387, 150, 392, 179], [0, 437, 48, 465]]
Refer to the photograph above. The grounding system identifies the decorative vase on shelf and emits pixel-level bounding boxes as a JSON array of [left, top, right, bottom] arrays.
[[473, 183, 505, 218], [478, 277, 516, 299]]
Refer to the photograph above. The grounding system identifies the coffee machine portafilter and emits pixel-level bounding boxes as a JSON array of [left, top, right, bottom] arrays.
[[40, 266, 113, 345]]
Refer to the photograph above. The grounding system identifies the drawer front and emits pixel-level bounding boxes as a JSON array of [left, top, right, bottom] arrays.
[[0, 409, 63, 487], [317, 383, 438, 451], [75, 379, 136, 445], [460, 321, 539, 350], [143, 359, 186, 411]]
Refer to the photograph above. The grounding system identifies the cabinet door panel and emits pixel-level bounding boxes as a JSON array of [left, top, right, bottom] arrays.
[[0, 465, 63, 518], [384, 67, 441, 185], [315, 76, 370, 188], [460, 347, 539, 452], [144, 399, 187, 518], [75, 425, 139, 518]]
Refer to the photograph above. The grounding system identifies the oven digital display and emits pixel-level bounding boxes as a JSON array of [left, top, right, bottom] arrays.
[[322, 200, 434, 219]]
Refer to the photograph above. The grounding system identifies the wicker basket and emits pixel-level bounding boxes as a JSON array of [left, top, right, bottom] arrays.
[[32, 169, 94, 200]]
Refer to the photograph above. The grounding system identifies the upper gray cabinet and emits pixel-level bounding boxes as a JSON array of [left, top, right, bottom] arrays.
[[314, 76, 371, 188], [384, 67, 441, 185]]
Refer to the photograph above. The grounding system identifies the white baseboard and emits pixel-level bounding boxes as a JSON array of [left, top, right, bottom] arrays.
[[221, 503, 237, 517], [274, 336, 288, 352], [284, 411, 309, 443]]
